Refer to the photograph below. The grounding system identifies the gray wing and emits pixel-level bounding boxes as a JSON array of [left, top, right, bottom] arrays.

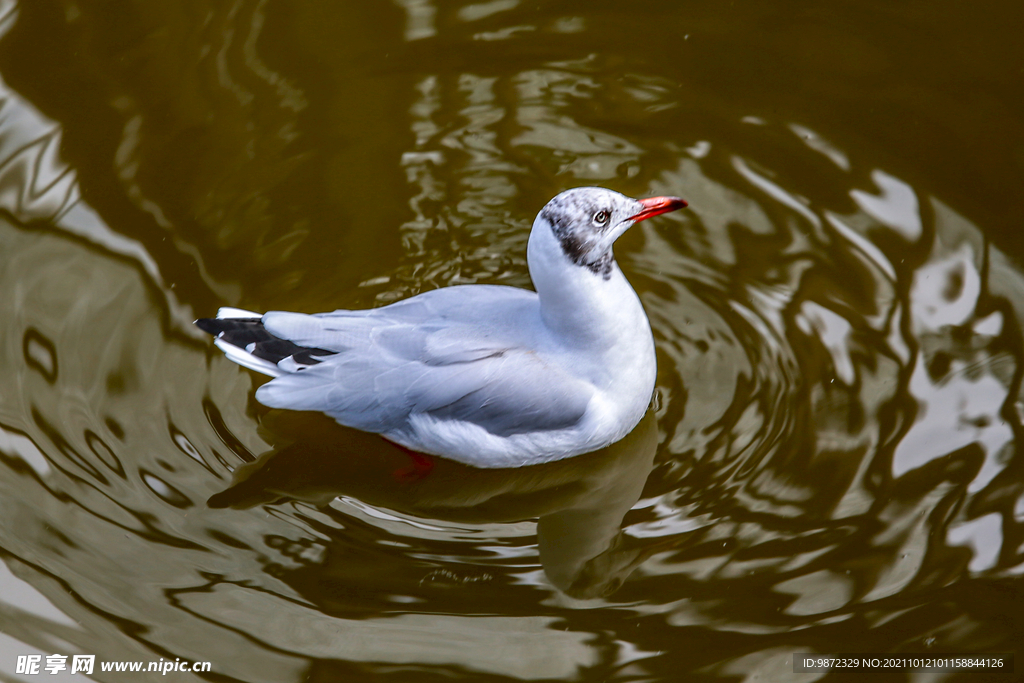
[[254, 290, 594, 438]]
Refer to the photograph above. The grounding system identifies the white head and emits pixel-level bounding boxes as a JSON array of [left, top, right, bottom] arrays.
[[533, 187, 687, 280]]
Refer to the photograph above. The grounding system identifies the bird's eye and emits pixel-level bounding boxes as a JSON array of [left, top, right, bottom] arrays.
[[593, 210, 609, 226]]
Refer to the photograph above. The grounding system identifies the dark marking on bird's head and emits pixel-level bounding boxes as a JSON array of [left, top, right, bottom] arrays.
[[538, 187, 686, 279]]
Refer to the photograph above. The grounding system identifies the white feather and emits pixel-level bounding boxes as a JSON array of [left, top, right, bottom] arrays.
[[217, 307, 261, 319], [214, 338, 282, 377]]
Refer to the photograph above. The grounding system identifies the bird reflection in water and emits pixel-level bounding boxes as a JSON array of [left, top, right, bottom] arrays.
[[209, 408, 663, 599]]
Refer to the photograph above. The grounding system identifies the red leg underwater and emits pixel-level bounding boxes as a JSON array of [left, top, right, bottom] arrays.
[[388, 440, 435, 481]]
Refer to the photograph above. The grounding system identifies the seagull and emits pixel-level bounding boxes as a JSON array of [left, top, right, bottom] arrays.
[[197, 187, 687, 468]]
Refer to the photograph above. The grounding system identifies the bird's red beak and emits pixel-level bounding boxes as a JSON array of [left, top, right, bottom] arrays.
[[631, 196, 688, 222]]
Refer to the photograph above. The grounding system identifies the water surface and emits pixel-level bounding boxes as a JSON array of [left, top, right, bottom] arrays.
[[0, 1, 1022, 681]]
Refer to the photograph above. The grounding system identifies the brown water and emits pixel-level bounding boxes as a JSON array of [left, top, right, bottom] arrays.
[[0, 0, 1022, 681]]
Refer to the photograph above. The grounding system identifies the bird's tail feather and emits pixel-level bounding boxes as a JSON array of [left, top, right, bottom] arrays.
[[196, 308, 335, 377]]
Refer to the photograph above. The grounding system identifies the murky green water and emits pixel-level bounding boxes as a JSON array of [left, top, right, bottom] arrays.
[[0, 0, 1022, 681]]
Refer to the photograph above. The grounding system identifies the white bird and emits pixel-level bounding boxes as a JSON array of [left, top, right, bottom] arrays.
[[197, 187, 687, 468]]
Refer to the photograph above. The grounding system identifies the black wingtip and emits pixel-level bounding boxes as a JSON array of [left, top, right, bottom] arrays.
[[195, 316, 264, 337], [194, 318, 221, 336]]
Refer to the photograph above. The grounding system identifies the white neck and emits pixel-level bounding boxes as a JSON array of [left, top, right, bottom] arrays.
[[527, 217, 654, 365]]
